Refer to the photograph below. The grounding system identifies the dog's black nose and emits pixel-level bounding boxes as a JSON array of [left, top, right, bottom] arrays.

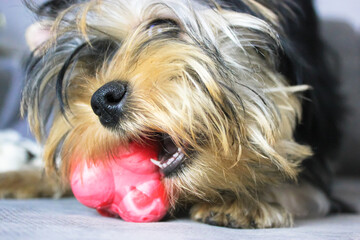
[[91, 81, 128, 128]]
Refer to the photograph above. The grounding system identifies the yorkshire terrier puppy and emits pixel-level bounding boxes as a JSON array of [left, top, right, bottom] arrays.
[[0, 0, 348, 228]]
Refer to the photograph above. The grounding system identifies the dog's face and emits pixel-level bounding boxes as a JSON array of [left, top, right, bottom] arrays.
[[23, 0, 311, 205]]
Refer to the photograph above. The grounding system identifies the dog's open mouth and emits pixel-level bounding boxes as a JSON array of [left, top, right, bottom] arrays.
[[150, 134, 187, 177]]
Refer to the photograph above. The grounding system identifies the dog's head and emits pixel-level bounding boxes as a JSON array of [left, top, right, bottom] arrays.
[[23, 0, 311, 204]]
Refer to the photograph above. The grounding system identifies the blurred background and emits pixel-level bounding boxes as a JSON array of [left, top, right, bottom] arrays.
[[0, 0, 359, 175]]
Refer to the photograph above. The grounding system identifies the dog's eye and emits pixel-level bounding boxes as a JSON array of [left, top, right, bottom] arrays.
[[148, 19, 178, 28], [147, 19, 179, 37]]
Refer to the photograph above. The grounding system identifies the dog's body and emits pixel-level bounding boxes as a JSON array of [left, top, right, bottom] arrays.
[[0, 0, 347, 228]]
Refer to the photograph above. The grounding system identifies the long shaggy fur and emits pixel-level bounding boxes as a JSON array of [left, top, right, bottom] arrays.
[[16, 0, 345, 228]]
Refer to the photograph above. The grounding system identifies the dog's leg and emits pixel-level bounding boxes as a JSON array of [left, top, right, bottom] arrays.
[[0, 169, 72, 199], [190, 197, 292, 228]]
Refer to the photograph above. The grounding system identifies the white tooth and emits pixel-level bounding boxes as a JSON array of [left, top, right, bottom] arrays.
[[167, 158, 175, 165], [173, 152, 179, 158], [176, 153, 184, 161], [150, 158, 163, 168]]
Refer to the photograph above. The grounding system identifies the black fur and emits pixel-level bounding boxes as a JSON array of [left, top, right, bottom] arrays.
[[56, 39, 118, 114], [23, 0, 85, 19], [220, 0, 347, 212]]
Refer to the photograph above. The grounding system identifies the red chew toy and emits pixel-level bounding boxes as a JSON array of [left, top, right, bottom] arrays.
[[70, 141, 169, 222]]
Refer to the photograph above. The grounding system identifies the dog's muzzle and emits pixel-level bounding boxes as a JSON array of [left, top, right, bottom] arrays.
[[91, 81, 128, 128]]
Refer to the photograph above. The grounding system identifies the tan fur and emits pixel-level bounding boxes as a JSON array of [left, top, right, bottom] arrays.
[[191, 196, 293, 228], [0, 169, 71, 199], [16, 0, 316, 228]]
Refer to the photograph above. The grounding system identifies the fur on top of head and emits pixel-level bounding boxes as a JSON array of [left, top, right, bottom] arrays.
[[22, 0, 311, 201]]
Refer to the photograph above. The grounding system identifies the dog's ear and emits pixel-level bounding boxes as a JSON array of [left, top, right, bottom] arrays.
[[25, 21, 51, 52], [25, 0, 82, 52]]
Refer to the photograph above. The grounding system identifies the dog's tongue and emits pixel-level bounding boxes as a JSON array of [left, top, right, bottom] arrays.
[[70, 141, 169, 222]]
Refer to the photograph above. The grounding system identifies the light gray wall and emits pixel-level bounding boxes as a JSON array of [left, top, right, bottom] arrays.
[[315, 0, 360, 30], [0, 1, 33, 53]]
